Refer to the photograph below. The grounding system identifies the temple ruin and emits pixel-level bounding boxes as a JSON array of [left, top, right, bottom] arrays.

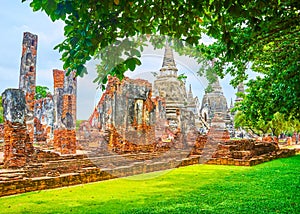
[[86, 42, 200, 153], [200, 77, 231, 124], [0, 33, 296, 197]]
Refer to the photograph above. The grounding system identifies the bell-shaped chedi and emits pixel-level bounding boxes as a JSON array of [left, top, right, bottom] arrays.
[[153, 42, 188, 125], [200, 75, 232, 126]]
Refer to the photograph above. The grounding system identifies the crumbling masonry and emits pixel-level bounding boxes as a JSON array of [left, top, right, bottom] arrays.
[[53, 69, 77, 154], [0, 33, 297, 197], [19, 32, 38, 143], [2, 89, 33, 168]]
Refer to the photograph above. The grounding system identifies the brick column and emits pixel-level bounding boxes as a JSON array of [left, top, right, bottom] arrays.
[[19, 32, 38, 143], [2, 89, 33, 168], [53, 70, 77, 154], [53, 69, 64, 129], [63, 70, 77, 125]]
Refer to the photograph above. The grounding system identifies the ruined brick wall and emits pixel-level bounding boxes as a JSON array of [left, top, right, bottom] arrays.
[[19, 32, 38, 142], [205, 139, 294, 166], [88, 76, 202, 153], [88, 76, 169, 152], [53, 129, 76, 154], [63, 70, 77, 126], [53, 70, 77, 154], [0, 154, 202, 197], [53, 69, 64, 128], [61, 94, 76, 129], [2, 89, 33, 168], [34, 95, 54, 144]]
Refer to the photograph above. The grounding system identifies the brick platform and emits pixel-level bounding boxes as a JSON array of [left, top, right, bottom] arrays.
[[53, 129, 76, 154]]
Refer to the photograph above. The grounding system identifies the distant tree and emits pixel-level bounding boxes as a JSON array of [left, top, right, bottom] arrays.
[[286, 117, 300, 135], [234, 111, 269, 136], [234, 110, 300, 137], [35, 86, 50, 100], [269, 112, 287, 136], [76, 120, 83, 131]]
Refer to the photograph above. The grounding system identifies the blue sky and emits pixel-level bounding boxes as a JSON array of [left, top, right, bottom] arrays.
[[0, 1, 236, 120]]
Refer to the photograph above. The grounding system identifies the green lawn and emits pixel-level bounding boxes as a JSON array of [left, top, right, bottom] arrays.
[[1, 155, 299, 214]]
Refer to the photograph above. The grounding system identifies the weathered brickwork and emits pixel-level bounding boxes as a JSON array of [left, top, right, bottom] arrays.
[[19, 32, 38, 143], [0, 124, 3, 142], [189, 136, 295, 166], [62, 94, 76, 129], [2, 89, 33, 168], [1, 32, 298, 198], [53, 70, 77, 154], [89, 76, 168, 152], [62, 70, 77, 129], [0, 153, 201, 197], [0, 144, 295, 197], [206, 146, 295, 166], [53, 69, 65, 128], [53, 129, 76, 154], [207, 113, 231, 143]]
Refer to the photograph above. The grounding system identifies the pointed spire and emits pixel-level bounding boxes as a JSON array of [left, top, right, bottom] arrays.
[[187, 84, 194, 102], [162, 42, 176, 67], [230, 98, 234, 109], [211, 77, 222, 93], [160, 40, 178, 76], [189, 84, 192, 94]]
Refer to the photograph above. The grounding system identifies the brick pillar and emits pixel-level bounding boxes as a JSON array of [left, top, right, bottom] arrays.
[[53, 70, 77, 154], [19, 32, 38, 143], [63, 70, 77, 124], [2, 89, 33, 168], [53, 69, 64, 152], [53, 69, 64, 129], [60, 94, 76, 154]]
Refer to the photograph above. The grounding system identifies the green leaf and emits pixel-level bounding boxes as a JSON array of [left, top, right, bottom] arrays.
[[125, 58, 136, 71], [130, 49, 141, 57]]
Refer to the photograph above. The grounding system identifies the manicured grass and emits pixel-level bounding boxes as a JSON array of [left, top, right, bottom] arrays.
[[1, 155, 299, 213]]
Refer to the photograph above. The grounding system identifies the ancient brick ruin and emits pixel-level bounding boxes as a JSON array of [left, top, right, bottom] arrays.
[[0, 34, 297, 197], [85, 42, 200, 156], [2, 89, 33, 168], [53, 69, 77, 154], [87, 76, 169, 153], [19, 32, 38, 143], [0, 32, 77, 170]]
